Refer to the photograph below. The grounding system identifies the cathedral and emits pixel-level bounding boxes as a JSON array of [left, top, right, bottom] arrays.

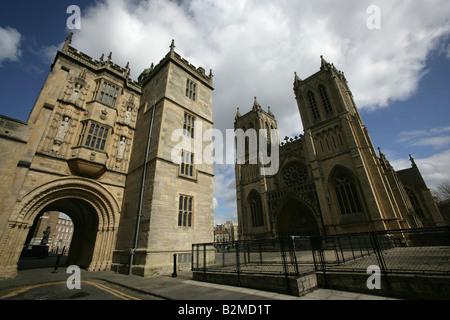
[[0, 34, 214, 279], [234, 56, 445, 240]]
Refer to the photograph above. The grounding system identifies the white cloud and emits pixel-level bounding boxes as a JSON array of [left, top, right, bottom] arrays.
[[0, 26, 22, 65], [397, 127, 450, 149]]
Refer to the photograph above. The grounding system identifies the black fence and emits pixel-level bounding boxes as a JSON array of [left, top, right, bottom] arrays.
[[192, 236, 315, 277], [192, 227, 450, 277], [312, 227, 450, 276]]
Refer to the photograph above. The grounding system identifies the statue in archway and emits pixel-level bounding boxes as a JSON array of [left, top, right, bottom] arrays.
[[41, 226, 51, 245]]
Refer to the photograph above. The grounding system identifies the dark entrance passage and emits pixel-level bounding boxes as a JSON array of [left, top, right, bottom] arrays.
[[19, 198, 98, 270], [277, 199, 319, 237]]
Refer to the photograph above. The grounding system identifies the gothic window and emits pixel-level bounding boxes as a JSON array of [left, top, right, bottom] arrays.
[[283, 163, 308, 187], [184, 112, 195, 138], [78, 121, 109, 151], [307, 91, 320, 120], [180, 149, 195, 178], [94, 80, 120, 108], [178, 195, 193, 227], [186, 79, 196, 101], [334, 172, 363, 215], [248, 191, 264, 227], [407, 190, 425, 219], [318, 85, 333, 115]]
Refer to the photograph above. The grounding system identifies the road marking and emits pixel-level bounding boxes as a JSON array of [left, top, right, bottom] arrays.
[[0, 280, 140, 300], [83, 280, 140, 300]]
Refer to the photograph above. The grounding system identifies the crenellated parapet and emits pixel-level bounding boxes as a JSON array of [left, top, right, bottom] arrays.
[[138, 40, 213, 89], [58, 33, 141, 94]]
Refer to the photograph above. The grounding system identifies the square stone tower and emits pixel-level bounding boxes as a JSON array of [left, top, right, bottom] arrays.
[[113, 41, 214, 276]]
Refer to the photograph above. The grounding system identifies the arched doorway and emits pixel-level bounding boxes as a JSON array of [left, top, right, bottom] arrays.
[[276, 198, 319, 237], [0, 177, 120, 279]]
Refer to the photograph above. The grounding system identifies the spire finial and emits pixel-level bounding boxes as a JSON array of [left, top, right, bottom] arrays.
[[235, 107, 241, 120], [170, 39, 175, 52], [62, 32, 73, 52], [409, 154, 416, 167]]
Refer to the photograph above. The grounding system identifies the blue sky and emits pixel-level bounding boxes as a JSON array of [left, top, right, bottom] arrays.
[[1, 0, 449, 225]]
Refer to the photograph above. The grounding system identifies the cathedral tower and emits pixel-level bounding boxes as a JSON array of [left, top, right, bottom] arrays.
[[234, 97, 278, 239], [293, 56, 413, 233]]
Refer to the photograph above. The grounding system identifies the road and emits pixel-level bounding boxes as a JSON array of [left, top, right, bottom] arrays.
[[0, 279, 163, 300]]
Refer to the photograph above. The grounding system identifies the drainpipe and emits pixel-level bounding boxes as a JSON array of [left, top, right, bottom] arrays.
[[129, 100, 156, 275]]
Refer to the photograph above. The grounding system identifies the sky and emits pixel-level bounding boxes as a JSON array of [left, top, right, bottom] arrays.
[[1, 0, 449, 226]]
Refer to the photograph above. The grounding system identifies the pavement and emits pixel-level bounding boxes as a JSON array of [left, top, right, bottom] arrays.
[[0, 266, 397, 300]]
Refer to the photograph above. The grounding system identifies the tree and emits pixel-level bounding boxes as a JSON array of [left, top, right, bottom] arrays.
[[432, 181, 450, 203]]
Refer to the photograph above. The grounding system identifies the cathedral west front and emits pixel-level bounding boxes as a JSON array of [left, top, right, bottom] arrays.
[[0, 34, 445, 280], [234, 56, 445, 240]]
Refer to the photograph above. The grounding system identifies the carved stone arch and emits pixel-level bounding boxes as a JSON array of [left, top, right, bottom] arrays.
[[0, 177, 120, 279], [274, 194, 319, 237]]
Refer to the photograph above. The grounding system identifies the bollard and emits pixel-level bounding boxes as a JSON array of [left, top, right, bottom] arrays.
[[172, 253, 177, 277]]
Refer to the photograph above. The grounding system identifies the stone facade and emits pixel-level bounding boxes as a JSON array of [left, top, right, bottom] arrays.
[[235, 56, 446, 240], [0, 34, 214, 279]]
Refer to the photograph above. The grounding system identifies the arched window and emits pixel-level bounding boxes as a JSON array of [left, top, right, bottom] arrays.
[[318, 85, 333, 115], [248, 191, 264, 227], [334, 172, 363, 215], [307, 91, 320, 120], [407, 190, 425, 219]]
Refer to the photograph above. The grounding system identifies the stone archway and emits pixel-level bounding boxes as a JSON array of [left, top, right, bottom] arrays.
[[0, 177, 120, 279], [276, 197, 319, 237]]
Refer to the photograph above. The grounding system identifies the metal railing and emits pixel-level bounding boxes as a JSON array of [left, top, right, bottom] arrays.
[[192, 227, 450, 277], [312, 227, 450, 276], [192, 236, 317, 277]]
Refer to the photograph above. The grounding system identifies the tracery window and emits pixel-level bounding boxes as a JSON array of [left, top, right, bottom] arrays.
[[249, 191, 264, 227], [78, 121, 109, 151], [318, 85, 333, 115], [407, 190, 425, 219], [283, 163, 308, 187], [184, 112, 195, 138], [186, 79, 196, 101], [307, 91, 320, 120], [93, 80, 120, 108], [180, 150, 194, 177], [178, 195, 193, 227], [334, 173, 363, 215]]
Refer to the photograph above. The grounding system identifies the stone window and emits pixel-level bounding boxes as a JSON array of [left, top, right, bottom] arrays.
[[248, 191, 264, 227], [78, 121, 109, 151], [93, 80, 120, 108], [184, 112, 195, 138], [186, 79, 196, 101], [334, 173, 363, 215], [407, 190, 425, 219], [318, 85, 333, 115], [283, 163, 308, 187], [307, 91, 320, 120], [178, 195, 193, 227], [180, 149, 194, 178]]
